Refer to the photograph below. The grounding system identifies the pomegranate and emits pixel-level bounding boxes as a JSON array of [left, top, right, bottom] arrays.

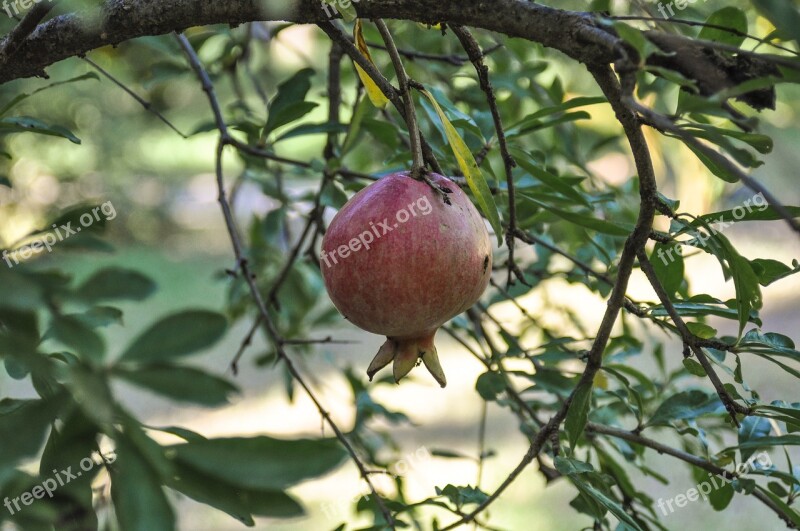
[[320, 172, 492, 387]]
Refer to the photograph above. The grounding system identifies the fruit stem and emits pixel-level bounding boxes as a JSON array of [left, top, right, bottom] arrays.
[[374, 19, 425, 178]]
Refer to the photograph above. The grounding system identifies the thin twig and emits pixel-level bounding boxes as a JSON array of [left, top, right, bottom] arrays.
[[365, 40, 503, 66], [637, 251, 751, 422], [628, 100, 800, 236], [374, 19, 424, 177], [82, 57, 187, 138], [175, 32, 396, 529], [512, 228, 646, 317], [609, 15, 799, 56], [587, 422, 799, 529], [317, 19, 443, 175], [452, 26, 522, 286]]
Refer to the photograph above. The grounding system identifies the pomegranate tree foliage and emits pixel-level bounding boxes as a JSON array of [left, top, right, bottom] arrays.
[[1, 0, 800, 529]]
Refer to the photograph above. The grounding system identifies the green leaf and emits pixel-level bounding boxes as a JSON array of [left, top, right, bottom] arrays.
[[274, 121, 348, 143], [554, 456, 594, 475], [110, 438, 176, 531], [168, 461, 304, 525], [475, 371, 506, 401], [508, 97, 604, 128], [49, 315, 105, 362], [752, 0, 800, 45], [419, 88, 503, 244], [320, 180, 350, 209], [510, 147, 590, 207], [683, 358, 707, 377], [647, 390, 722, 427], [119, 310, 227, 363], [699, 8, 748, 47], [0, 116, 81, 144], [521, 195, 632, 236], [323, 0, 357, 22], [565, 378, 593, 450], [436, 484, 490, 509], [650, 242, 684, 297], [696, 205, 800, 226], [735, 435, 800, 449], [0, 72, 99, 117], [682, 141, 738, 183], [717, 237, 763, 339], [115, 365, 238, 406], [750, 258, 799, 287], [72, 306, 124, 329], [709, 480, 735, 511], [264, 68, 317, 136], [506, 111, 593, 138], [77, 267, 157, 302], [168, 436, 347, 490], [687, 322, 717, 339], [64, 365, 116, 425], [608, 21, 652, 62], [0, 397, 61, 469], [568, 474, 644, 531], [738, 416, 772, 461]]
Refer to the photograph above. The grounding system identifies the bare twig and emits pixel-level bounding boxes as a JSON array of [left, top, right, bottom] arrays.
[[82, 57, 187, 138]]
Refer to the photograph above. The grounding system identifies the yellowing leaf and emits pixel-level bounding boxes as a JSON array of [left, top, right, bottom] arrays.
[[353, 20, 389, 109], [419, 89, 503, 244]]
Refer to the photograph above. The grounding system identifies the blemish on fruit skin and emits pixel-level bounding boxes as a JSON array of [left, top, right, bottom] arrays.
[[483, 255, 489, 273]]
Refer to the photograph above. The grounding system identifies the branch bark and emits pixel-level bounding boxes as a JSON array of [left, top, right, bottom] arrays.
[[0, 0, 619, 85]]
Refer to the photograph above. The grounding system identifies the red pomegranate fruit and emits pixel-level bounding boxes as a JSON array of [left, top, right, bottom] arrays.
[[320, 172, 492, 387]]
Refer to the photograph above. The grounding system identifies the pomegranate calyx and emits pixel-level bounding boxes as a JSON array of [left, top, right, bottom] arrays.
[[367, 333, 447, 388]]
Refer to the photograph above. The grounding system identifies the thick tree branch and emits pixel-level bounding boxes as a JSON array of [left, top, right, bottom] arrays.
[[0, 0, 621, 85]]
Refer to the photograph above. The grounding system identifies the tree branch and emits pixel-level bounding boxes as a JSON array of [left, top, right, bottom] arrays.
[[587, 422, 799, 529], [0, 0, 621, 85]]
